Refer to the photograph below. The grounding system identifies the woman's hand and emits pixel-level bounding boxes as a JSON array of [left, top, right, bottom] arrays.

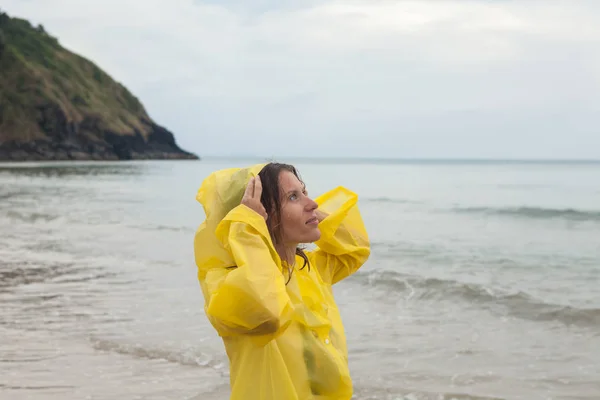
[[242, 176, 268, 220]]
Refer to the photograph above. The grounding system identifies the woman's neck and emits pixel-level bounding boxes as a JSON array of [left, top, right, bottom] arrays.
[[276, 243, 297, 266]]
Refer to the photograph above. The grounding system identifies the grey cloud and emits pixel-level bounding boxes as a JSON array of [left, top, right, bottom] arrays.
[[194, 0, 322, 13], [2, 0, 599, 159]]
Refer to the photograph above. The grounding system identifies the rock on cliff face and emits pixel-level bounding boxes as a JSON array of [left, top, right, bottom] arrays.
[[0, 11, 198, 161]]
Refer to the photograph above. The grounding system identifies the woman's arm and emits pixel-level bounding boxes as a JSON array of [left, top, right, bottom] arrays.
[[203, 204, 294, 338], [307, 186, 371, 285]]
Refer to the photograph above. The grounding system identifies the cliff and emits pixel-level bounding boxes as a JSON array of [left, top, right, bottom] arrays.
[[0, 11, 198, 161]]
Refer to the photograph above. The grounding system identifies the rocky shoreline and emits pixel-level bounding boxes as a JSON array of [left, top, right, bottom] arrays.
[[0, 116, 198, 161], [0, 142, 199, 162], [0, 11, 199, 162], [0, 116, 198, 162]]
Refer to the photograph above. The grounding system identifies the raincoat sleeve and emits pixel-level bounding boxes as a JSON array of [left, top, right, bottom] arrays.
[[206, 204, 295, 338], [308, 186, 370, 285]]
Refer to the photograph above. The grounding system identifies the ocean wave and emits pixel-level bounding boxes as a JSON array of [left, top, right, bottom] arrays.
[[90, 337, 223, 369], [0, 384, 77, 390], [3, 210, 60, 223], [0, 261, 83, 288], [364, 197, 421, 204], [353, 387, 506, 400], [127, 224, 195, 233], [353, 270, 600, 327], [454, 206, 600, 222], [0, 163, 146, 178]]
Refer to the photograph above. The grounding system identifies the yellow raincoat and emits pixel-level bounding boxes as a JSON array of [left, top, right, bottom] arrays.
[[193, 164, 370, 400]]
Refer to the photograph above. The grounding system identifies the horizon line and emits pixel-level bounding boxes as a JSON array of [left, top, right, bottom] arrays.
[[198, 155, 600, 163]]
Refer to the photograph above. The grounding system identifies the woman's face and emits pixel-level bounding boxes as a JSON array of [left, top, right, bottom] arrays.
[[277, 170, 321, 245]]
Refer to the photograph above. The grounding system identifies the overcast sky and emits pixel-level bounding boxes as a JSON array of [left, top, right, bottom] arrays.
[[3, 0, 600, 159]]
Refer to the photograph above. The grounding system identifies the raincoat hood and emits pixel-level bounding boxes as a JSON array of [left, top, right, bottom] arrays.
[[194, 163, 267, 278]]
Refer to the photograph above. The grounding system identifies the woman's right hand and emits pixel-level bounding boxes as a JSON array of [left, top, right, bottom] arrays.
[[241, 176, 268, 220]]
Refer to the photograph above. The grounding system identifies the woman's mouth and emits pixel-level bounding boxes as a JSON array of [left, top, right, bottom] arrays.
[[306, 217, 319, 225]]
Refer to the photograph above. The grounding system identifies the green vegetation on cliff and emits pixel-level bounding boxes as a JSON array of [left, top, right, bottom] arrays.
[[0, 10, 198, 160]]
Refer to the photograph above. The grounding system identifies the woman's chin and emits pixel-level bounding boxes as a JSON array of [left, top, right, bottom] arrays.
[[287, 228, 321, 245], [306, 228, 321, 243]]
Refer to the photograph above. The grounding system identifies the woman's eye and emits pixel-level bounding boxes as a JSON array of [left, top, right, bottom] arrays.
[[289, 193, 298, 201]]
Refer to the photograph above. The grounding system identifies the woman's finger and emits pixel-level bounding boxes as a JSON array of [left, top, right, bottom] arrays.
[[244, 177, 255, 198], [254, 175, 263, 199]]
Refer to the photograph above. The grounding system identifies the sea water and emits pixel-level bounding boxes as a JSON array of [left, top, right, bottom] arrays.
[[1, 159, 599, 400]]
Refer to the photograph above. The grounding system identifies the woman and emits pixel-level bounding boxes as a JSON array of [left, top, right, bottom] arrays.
[[193, 162, 370, 400]]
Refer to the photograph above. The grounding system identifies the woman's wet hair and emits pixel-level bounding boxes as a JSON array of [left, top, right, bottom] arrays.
[[258, 162, 310, 283]]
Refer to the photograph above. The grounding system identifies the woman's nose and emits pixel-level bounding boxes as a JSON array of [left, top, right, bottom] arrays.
[[306, 197, 318, 210]]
